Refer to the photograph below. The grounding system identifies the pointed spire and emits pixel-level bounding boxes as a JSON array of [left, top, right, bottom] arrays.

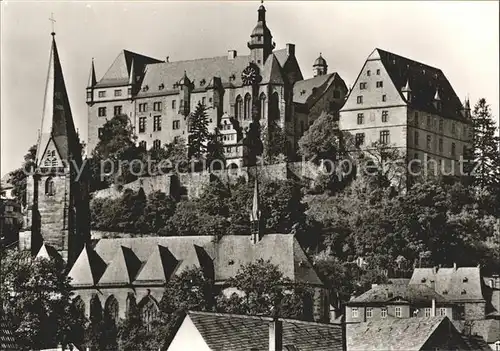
[[35, 33, 80, 165], [128, 58, 135, 85], [87, 58, 97, 88]]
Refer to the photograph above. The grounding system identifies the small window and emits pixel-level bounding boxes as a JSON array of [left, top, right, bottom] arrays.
[[427, 115, 431, 127], [438, 138, 443, 153], [376, 69, 380, 75], [202, 97, 206, 105], [139, 117, 146, 133], [360, 82, 367, 90], [98, 107, 107, 117], [139, 141, 147, 149], [439, 119, 443, 132], [128, 87, 132, 95], [381, 110, 388, 122], [86, 91, 92, 100], [357, 113, 364, 125], [452, 123, 456, 135], [380, 130, 390, 144], [463, 277, 468, 282], [172, 120, 180, 130], [427, 135, 432, 149], [415, 131, 420, 146], [114, 89, 122, 97], [366, 308, 373, 318], [439, 308, 446, 316], [139, 103, 148, 112], [114, 105, 122, 116], [376, 81, 383, 88], [352, 308, 359, 318], [355, 133, 365, 146], [451, 143, 456, 156], [172, 100, 176, 109], [98, 91, 106, 98], [45, 177, 55, 196], [357, 96, 363, 104], [414, 153, 419, 160], [382, 94, 387, 102], [367, 70, 371, 76], [424, 308, 431, 317], [381, 308, 387, 318], [153, 115, 162, 132], [153, 140, 161, 150], [395, 307, 402, 318], [414, 112, 419, 125]]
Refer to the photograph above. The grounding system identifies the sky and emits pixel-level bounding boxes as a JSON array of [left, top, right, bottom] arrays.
[[1, 1, 499, 177]]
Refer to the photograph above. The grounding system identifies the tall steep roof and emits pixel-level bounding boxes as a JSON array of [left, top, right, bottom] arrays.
[[293, 72, 342, 106], [349, 283, 448, 305], [372, 48, 468, 122], [36, 34, 81, 165], [168, 311, 343, 351], [95, 50, 162, 88], [70, 234, 323, 288]]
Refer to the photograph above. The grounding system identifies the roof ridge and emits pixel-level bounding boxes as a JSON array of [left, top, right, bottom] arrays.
[[146, 53, 251, 67], [376, 48, 442, 72]]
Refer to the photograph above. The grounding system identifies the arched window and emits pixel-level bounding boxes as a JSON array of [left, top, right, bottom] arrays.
[[269, 92, 280, 122], [153, 139, 161, 150], [259, 93, 267, 120], [90, 295, 102, 323], [235, 95, 243, 120], [140, 296, 159, 333], [45, 177, 55, 196], [244, 93, 252, 120], [104, 295, 119, 324], [139, 140, 147, 149], [72, 296, 86, 317], [126, 294, 137, 318]]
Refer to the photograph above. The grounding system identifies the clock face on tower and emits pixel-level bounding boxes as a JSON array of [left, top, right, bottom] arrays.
[[241, 64, 259, 86]]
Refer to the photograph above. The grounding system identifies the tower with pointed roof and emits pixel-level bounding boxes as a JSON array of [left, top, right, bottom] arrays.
[[26, 32, 90, 265], [313, 54, 328, 77], [247, 3, 275, 66]]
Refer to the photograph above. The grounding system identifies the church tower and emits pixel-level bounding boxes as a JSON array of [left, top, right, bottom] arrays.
[[26, 32, 90, 265], [247, 3, 275, 66]]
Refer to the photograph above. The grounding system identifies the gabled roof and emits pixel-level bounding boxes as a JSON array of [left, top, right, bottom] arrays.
[[349, 283, 448, 305], [72, 234, 324, 287], [409, 266, 484, 302], [293, 73, 340, 106], [98, 246, 142, 285], [273, 48, 290, 67], [347, 316, 460, 351], [261, 54, 285, 85], [68, 244, 107, 287], [35, 243, 62, 263], [134, 245, 179, 284], [169, 311, 343, 351], [95, 50, 162, 88], [0, 314, 18, 350], [372, 48, 467, 122], [36, 34, 81, 165], [214, 234, 323, 285]]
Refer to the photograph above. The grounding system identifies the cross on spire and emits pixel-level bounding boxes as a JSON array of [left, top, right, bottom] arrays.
[[49, 13, 56, 35]]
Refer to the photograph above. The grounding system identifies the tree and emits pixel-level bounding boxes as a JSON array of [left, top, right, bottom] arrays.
[[91, 114, 145, 187], [262, 121, 287, 164], [188, 102, 210, 160], [8, 144, 37, 206], [217, 259, 314, 320], [1, 250, 86, 349], [471, 98, 500, 189], [206, 128, 226, 170], [298, 112, 342, 162]]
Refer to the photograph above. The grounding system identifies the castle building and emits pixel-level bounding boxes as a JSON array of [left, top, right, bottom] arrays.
[[86, 5, 347, 168], [24, 32, 90, 265], [340, 48, 472, 177]]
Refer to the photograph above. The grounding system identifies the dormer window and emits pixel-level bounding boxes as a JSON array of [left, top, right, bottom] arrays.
[[142, 85, 149, 92], [158, 83, 165, 90], [387, 292, 393, 298], [461, 289, 467, 295], [443, 290, 448, 295], [200, 79, 206, 86], [463, 277, 468, 282], [421, 278, 427, 283]]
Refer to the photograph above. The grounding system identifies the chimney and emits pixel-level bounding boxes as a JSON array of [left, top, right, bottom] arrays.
[[165, 56, 170, 63], [269, 319, 283, 351], [286, 43, 295, 57], [431, 299, 436, 317], [453, 262, 457, 271], [228, 50, 237, 60]]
